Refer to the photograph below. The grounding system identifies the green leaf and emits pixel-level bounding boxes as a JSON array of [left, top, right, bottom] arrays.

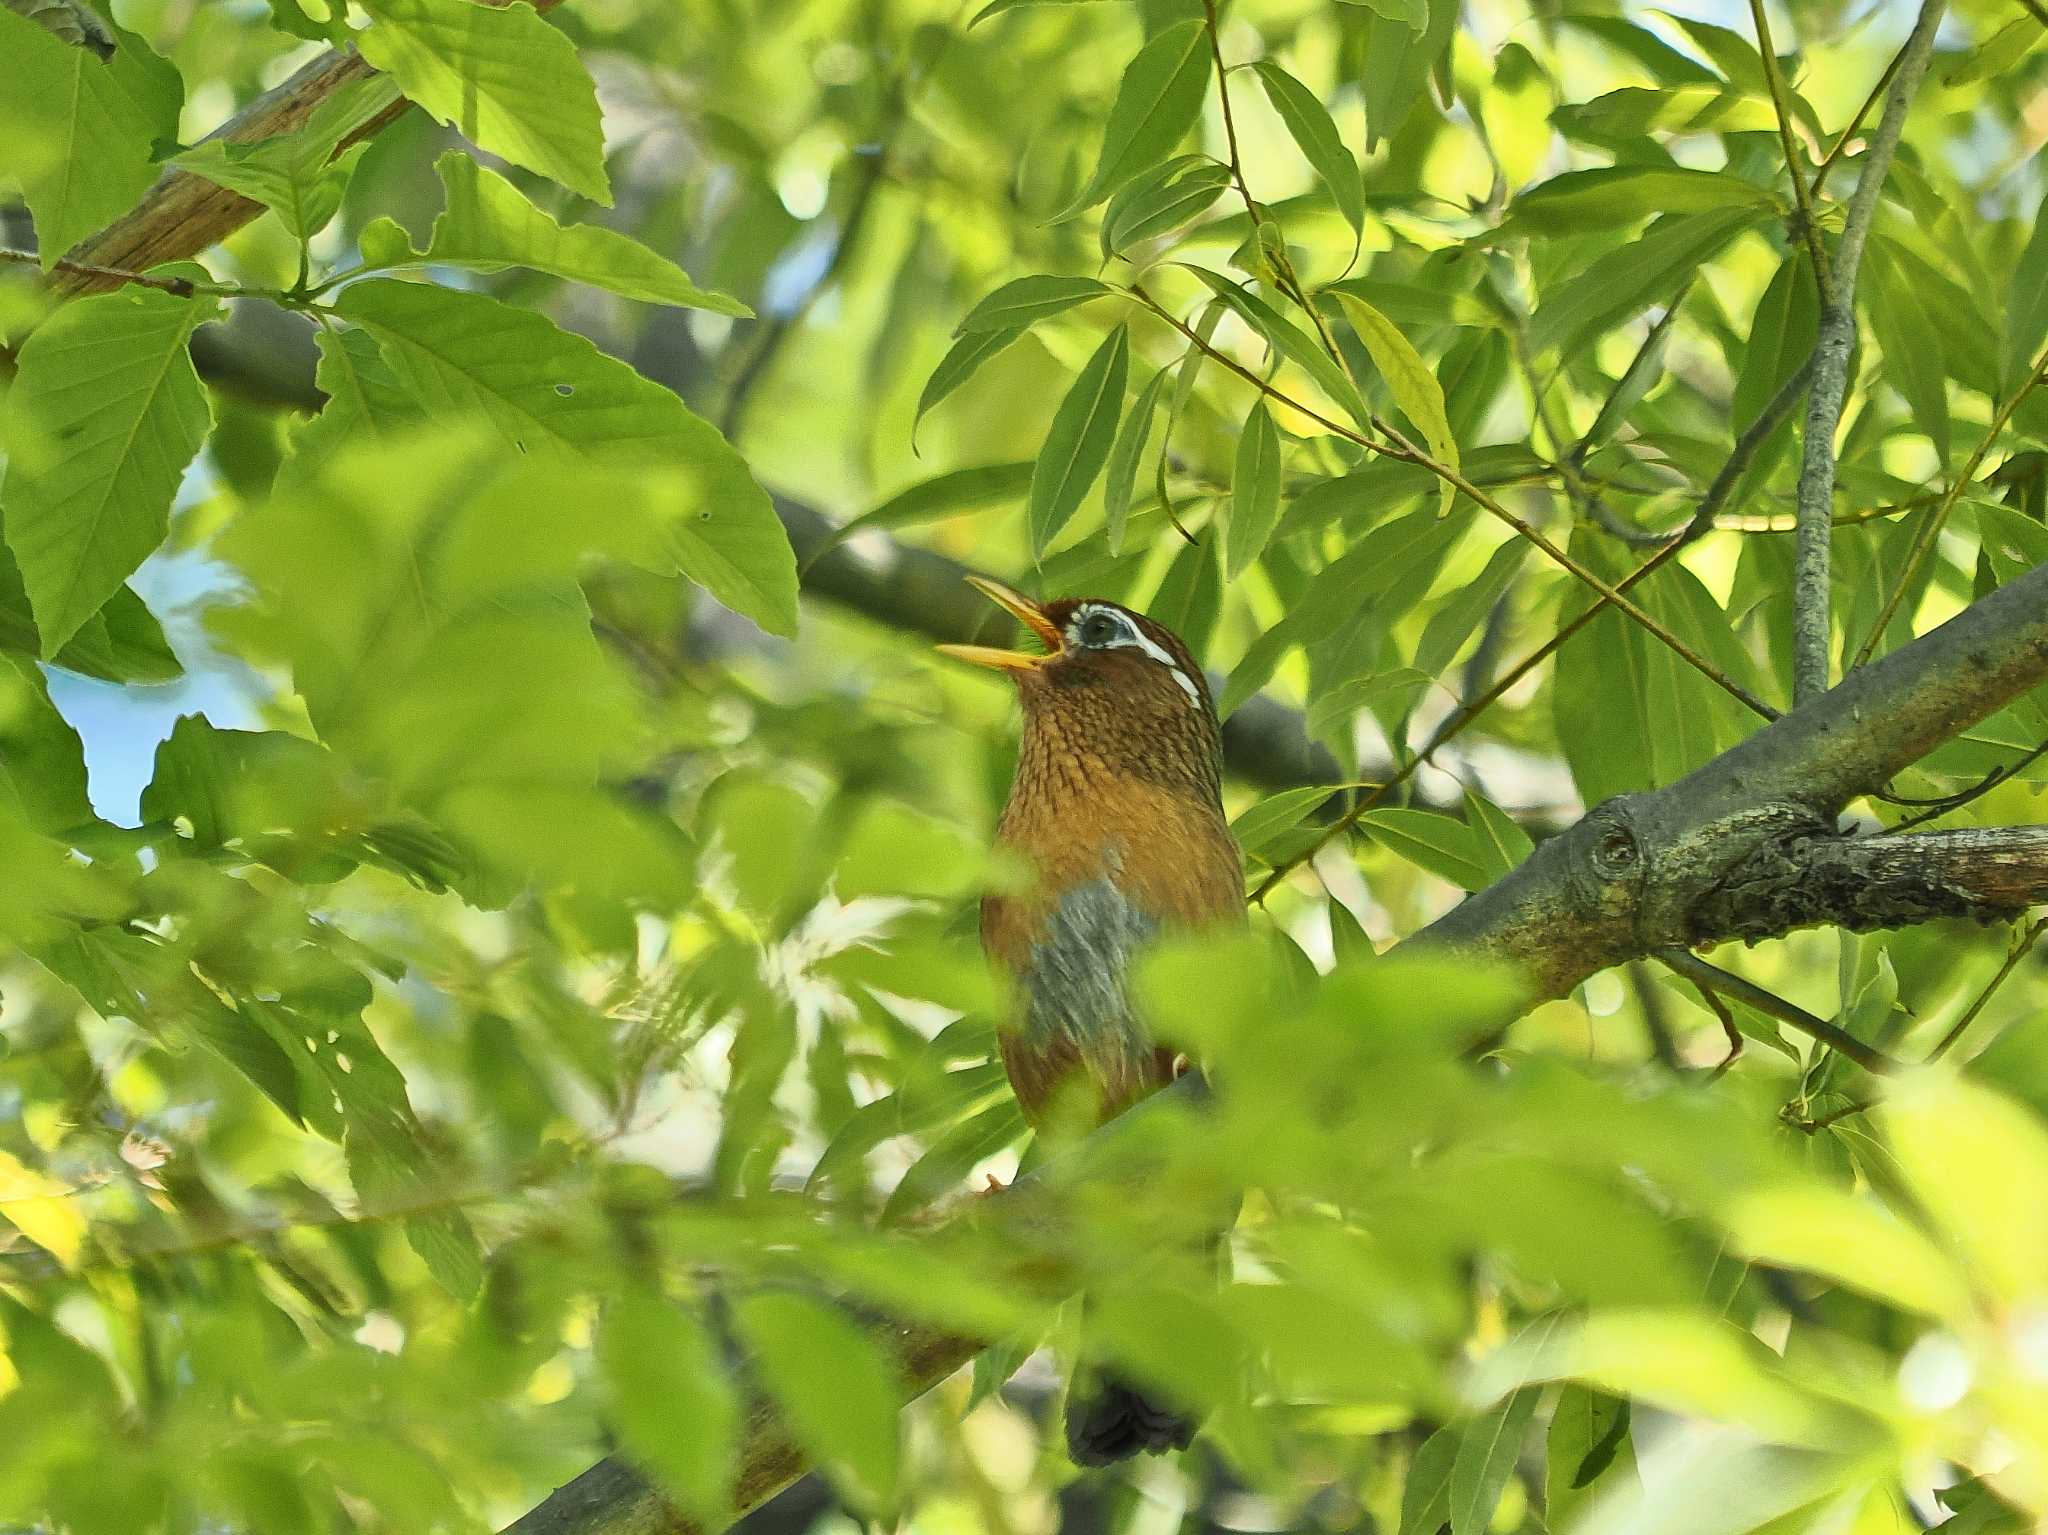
[[1884, 1074, 2048, 1307], [734, 1292, 902, 1514], [1229, 784, 1345, 860], [1413, 538, 1526, 678], [915, 327, 1027, 441], [1465, 789, 1531, 883], [281, 326, 426, 495], [954, 274, 1115, 333], [1, 287, 216, 656], [1732, 250, 1817, 438], [881, 1096, 1028, 1221], [1947, 15, 2046, 87], [1332, 291, 1458, 513], [967, 0, 1110, 24], [1339, 0, 1425, 22], [1553, 85, 1780, 146], [1305, 667, 1432, 752], [1102, 156, 1233, 257], [1225, 400, 1283, 578], [334, 281, 796, 636], [1506, 166, 1777, 234], [1103, 366, 1169, 555], [265, 0, 352, 42], [1251, 62, 1364, 238], [817, 462, 1034, 558], [355, 0, 610, 204], [1147, 532, 1221, 661], [1063, 18, 1213, 215], [598, 1290, 739, 1526], [0, 653, 91, 834], [1451, 1387, 1537, 1535], [836, 799, 986, 899], [1553, 537, 1761, 803], [1359, 0, 1456, 148], [1400, 1425, 1459, 1535], [357, 152, 747, 312], [171, 92, 378, 247], [0, 9, 180, 264], [0, 539, 179, 684], [2006, 186, 2048, 390], [1028, 323, 1129, 555], [1360, 807, 1491, 890], [1546, 1385, 1636, 1531], [1866, 239, 1952, 462], [1529, 206, 1764, 357]]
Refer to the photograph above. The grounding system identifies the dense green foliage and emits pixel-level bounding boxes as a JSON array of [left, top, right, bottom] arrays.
[[4, 0, 2048, 1532]]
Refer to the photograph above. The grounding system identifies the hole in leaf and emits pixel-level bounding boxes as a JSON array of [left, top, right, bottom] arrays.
[[554, 382, 574, 396]]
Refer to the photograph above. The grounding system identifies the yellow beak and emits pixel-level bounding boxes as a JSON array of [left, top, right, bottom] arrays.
[[936, 576, 1064, 673]]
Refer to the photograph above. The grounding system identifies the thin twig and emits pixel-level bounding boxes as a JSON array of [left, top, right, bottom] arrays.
[[1197, 4, 1353, 377], [1850, 345, 2048, 668], [1693, 982, 1745, 1076], [1878, 738, 2048, 833], [1656, 949, 1899, 1075], [1747, 0, 1834, 304], [0, 246, 280, 302], [1926, 914, 2048, 1061], [1811, 45, 1905, 197], [1789, 0, 1946, 704]]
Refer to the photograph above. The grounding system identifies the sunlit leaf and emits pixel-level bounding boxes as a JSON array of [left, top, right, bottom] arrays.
[[1103, 366, 1169, 554], [1, 286, 216, 655], [1451, 1386, 1537, 1535], [356, 152, 746, 311], [1332, 291, 1457, 512], [356, 0, 610, 203], [1251, 61, 1364, 238], [1028, 323, 1128, 555], [954, 274, 1115, 333], [599, 1290, 739, 1525], [0, 8, 180, 263], [335, 281, 796, 635], [1062, 18, 1213, 215], [734, 1292, 902, 1514], [1102, 156, 1233, 257], [1225, 399, 1283, 578]]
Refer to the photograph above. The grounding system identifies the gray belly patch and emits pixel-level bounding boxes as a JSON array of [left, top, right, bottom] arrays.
[[1019, 875, 1160, 1092]]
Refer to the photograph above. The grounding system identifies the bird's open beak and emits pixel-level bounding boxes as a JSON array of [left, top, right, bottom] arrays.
[[936, 576, 1064, 673]]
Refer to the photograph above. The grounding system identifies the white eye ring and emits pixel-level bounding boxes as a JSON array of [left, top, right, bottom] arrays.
[[1069, 606, 1132, 648]]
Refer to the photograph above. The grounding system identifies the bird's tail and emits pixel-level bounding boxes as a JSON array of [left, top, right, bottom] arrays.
[[1065, 1375, 1197, 1466]]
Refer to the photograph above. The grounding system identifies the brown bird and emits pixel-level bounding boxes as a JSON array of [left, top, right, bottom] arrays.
[[940, 576, 1244, 1464]]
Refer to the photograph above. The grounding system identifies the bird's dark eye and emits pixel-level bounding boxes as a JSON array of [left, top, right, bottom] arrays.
[[1077, 611, 1122, 647]]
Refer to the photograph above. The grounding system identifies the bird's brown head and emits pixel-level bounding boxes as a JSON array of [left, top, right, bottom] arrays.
[[939, 577, 1221, 794]]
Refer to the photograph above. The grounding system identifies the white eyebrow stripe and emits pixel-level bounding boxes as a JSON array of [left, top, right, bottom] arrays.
[[1128, 628, 1200, 704]]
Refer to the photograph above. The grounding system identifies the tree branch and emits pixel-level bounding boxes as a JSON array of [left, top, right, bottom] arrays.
[[1418, 553, 2048, 997], [1789, 0, 1945, 702], [52, 0, 566, 295]]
